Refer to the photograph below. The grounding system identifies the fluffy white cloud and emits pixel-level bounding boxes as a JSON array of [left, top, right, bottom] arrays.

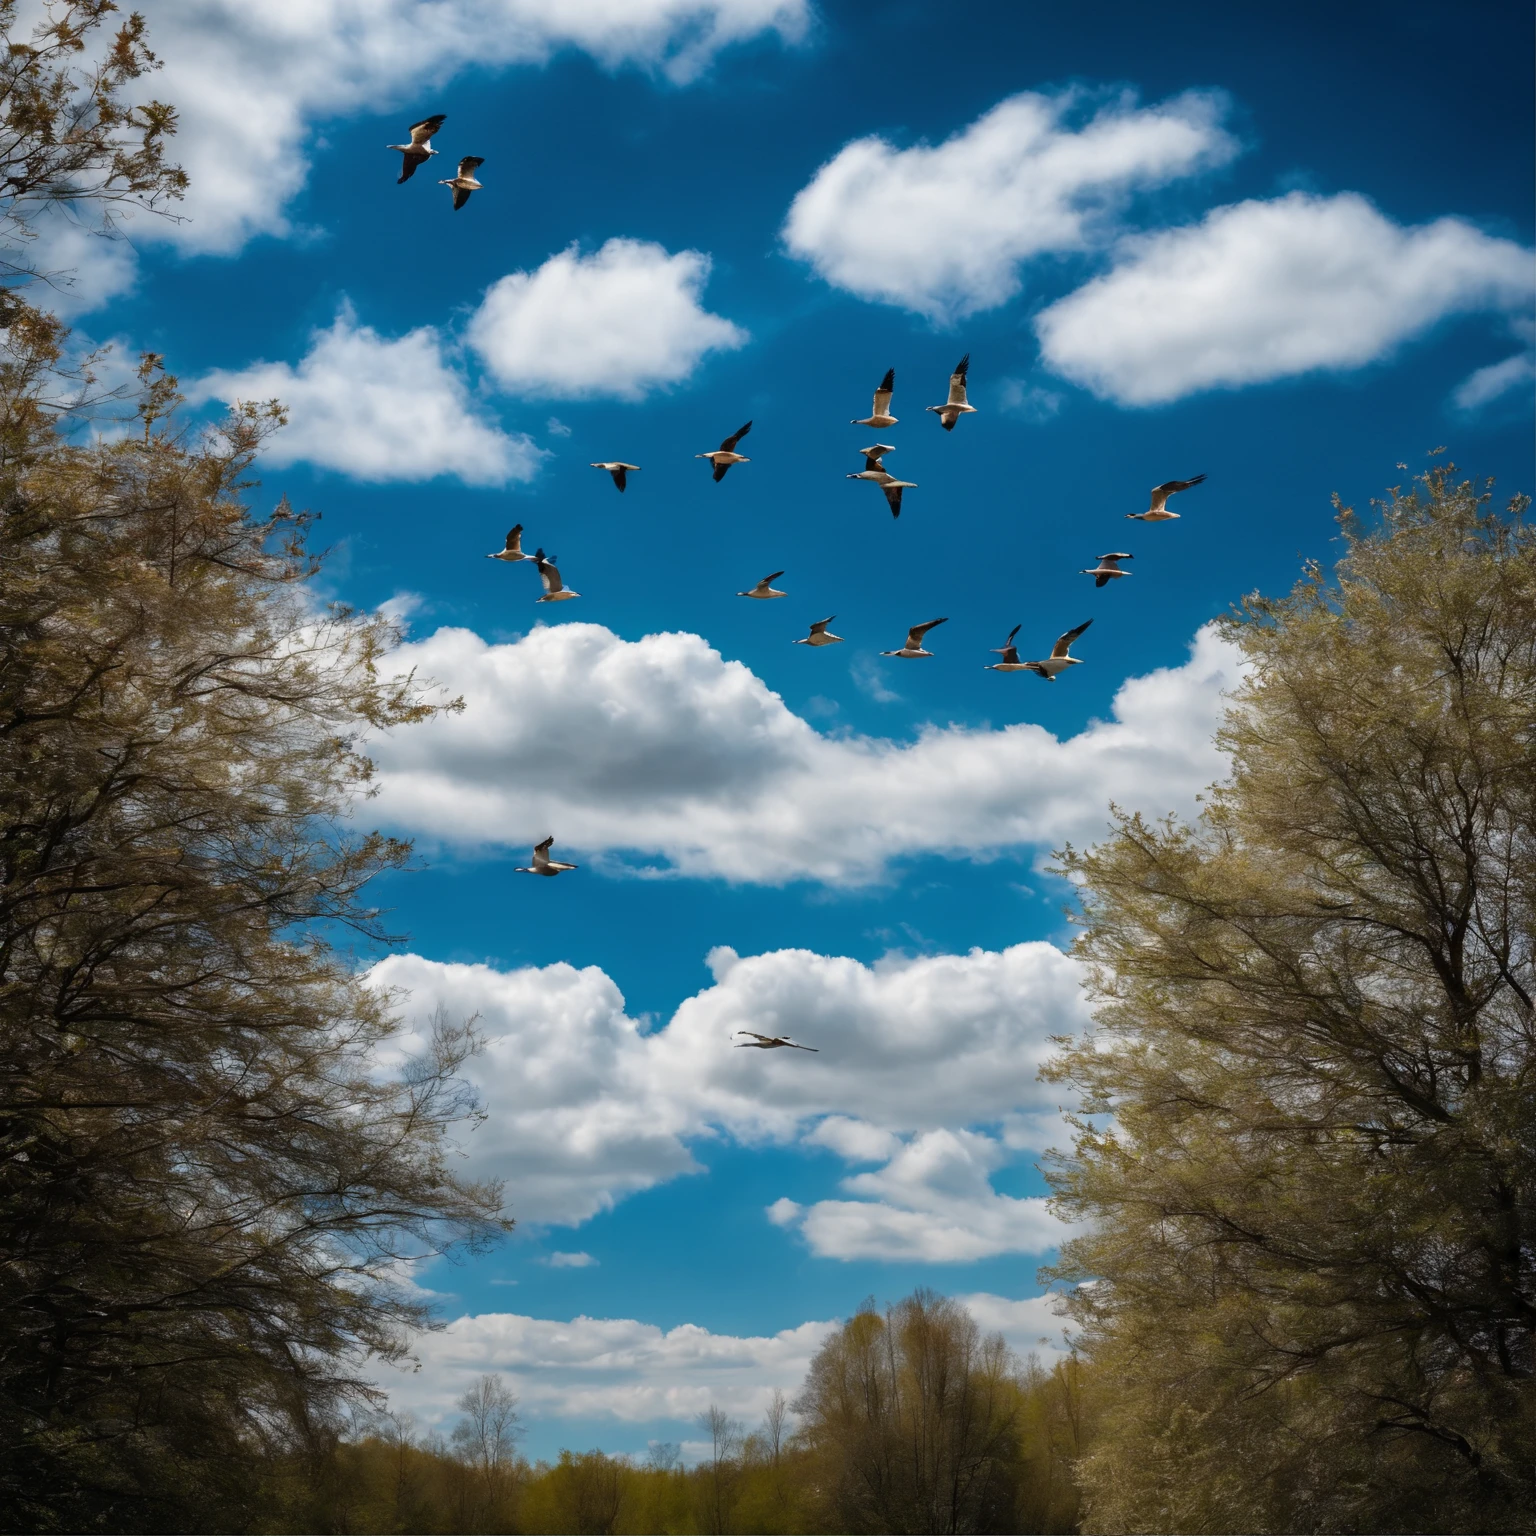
[[1036, 191, 1535, 405], [369, 938, 1089, 1247], [469, 240, 747, 399], [957, 1292, 1072, 1363], [782, 88, 1235, 321], [1453, 351, 1535, 412], [376, 1309, 836, 1427], [369, 621, 1239, 885], [139, 1, 809, 257], [189, 306, 541, 484]]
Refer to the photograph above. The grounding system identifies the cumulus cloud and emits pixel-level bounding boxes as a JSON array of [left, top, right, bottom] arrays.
[[377, 1309, 836, 1428], [1036, 191, 1536, 405], [189, 306, 542, 484], [369, 621, 1240, 884], [469, 240, 748, 399], [782, 88, 1236, 321], [140, 1, 809, 257], [369, 939, 1089, 1249]]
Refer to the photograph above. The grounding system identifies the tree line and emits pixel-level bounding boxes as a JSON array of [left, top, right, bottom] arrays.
[[0, 6, 1529, 1532]]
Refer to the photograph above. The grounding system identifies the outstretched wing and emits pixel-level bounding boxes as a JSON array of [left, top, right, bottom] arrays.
[[948, 353, 970, 405], [409, 114, 446, 146], [452, 184, 471, 210], [883, 482, 904, 517], [1149, 473, 1206, 511], [761, 570, 786, 585], [457, 155, 485, 176], [788, 1041, 820, 1052], [1051, 619, 1093, 658], [720, 420, 752, 452], [503, 524, 523, 554], [736, 1030, 774, 1043], [872, 367, 895, 416], [809, 615, 835, 634], [533, 836, 554, 858], [611, 466, 628, 491], [907, 617, 948, 648], [397, 154, 422, 184], [537, 558, 565, 594], [712, 460, 731, 483]]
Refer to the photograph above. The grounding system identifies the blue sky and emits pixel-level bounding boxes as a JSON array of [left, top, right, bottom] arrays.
[[51, 0, 1533, 1461]]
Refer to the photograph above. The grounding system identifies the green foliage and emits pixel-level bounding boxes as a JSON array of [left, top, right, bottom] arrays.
[[1046, 465, 1536, 1534]]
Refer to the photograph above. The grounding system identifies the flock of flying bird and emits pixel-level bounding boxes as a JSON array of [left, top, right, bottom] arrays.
[[395, 114, 1207, 1052]]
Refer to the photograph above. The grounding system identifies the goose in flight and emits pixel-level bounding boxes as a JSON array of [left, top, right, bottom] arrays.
[[985, 624, 1027, 671], [1021, 620, 1093, 680], [882, 617, 948, 658], [1082, 552, 1132, 588], [794, 616, 843, 647], [514, 835, 578, 876], [592, 461, 640, 492], [486, 524, 531, 563], [735, 1031, 819, 1052], [927, 353, 976, 431], [697, 420, 752, 482], [852, 367, 897, 428], [738, 570, 787, 599], [1129, 474, 1206, 521], [388, 114, 445, 183], [533, 549, 579, 602], [440, 155, 484, 209], [847, 444, 916, 518]]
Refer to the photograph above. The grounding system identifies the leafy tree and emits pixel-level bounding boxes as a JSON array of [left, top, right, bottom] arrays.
[[1046, 465, 1535, 1533], [0, 324, 507, 1527]]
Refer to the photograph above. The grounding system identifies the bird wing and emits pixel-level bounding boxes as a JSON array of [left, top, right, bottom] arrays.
[[948, 353, 970, 405], [1150, 473, 1206, 511], [788, 1042, 820, 1052], [611, 467, 628, 491], [907, 617, 947, 647], [762, 570, 786, 585], [872, 367, 895, 415], [737, 1031, 774, 1043], [712, 460, 731, 482], [457, 156, 485, 176], [503, 524, 523, 554], [720, 420, 752, 452], [409, 115, 446, 145], [883, 482, 904, 517], [1004, 623, 1021, 646], [397, 155, 421, 183], [538, 559, 564, 594], [452, 185, 471, 210], [1051, 619, 1093, 658], [809, 616, 834, 634], [533, 836, 554, 858]]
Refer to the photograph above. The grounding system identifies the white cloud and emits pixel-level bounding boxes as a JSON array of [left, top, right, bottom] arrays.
[[546, 1251, 599, 1268], [1452, 351, 1535, 412], [143, 1, 810, 257], [376, 1309, 835, 1428], [956, 1292, 1072, 1363], [1036, 191, 1536, 405], [469, 240, 747, 400], [8, 207, 142, 316], [189, 305, 542, 484], [782, 88, 1236, 321], [802, 1116, 901, 1162], [369, 621, 1240, 885]]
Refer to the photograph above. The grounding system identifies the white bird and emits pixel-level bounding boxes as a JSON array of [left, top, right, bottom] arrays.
[[926, 353, 976, 431], [533, 549, 579, 602], [738, 570, 787, 599], [1082, 552, 1133, 587], [696, 420, 752, 481], [485, 523, 531, 563], [735, 1030, 819, 1052], [846, 444, 916, 518], [1021, 620, 1093, 680], [592, 461, 641, 492], [851, 367, 897, 428], [794, 616, 843, 647], [387, 114, 445, 183], [984, 624, 1028, 671], [514, 835, 578, 876], [882, 617, 947, 658], [1129, 474, 1206, 521], [439, 155, 484, 210]]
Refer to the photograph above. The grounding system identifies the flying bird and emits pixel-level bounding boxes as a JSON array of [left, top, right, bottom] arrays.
[[851, 367, 897, 428], [533, 549, 579, 602], [697, 420, 752, 482], [387, 114, 445, 183], [486, 524, 531, 563], [882, 617, 948, 658], [738, 570, 787, 599], [846, 444, 916, 518], [439, 155, 484, 210], [926, 353, 976, 431], [735, 1031, 819, 1052], [591, 461, 641, 492], [514, 835, 578, 876], [1129, 474, 1207, 521], [984, 624, 1027, 671], [1021, 620, 1093, 680], [794, 616, 843, 647], [1082, 552, 1133, 588]]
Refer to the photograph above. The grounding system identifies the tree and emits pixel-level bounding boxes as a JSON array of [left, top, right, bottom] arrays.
[[695, 1403, 745, 1534], [1046, 465, 1535, 1533], [794, 1289, 1022, 1534], [0, 0, 185, 295], [0, 330, 508, 1529], [450, 1374, 523, 1530]]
